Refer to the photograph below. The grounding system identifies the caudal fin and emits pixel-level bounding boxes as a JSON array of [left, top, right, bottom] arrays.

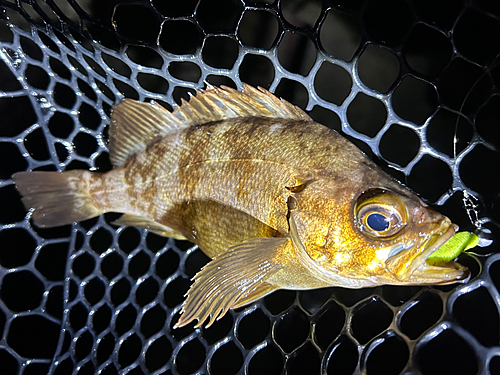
[[12, 171, 104, 228]]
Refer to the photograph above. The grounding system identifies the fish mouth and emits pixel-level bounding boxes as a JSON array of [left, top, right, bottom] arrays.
[[410, 224, 470, 285], [385, 220, 470, 285], [408, 223, 470, 285]]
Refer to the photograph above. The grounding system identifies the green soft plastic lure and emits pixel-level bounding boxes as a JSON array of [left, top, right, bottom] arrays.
[[426, 232, 478, 266]]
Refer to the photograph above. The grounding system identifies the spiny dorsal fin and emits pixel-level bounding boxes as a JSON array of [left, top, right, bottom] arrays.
[[109, 84, 311, 167], [173, 84, 312, 123]]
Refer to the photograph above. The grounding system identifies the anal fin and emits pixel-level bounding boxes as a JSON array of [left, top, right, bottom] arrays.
[[175, 237, 289, 328], [112, 214, 187, 240]]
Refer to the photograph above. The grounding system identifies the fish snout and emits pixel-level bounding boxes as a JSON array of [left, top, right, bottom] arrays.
[[412, 205, 451, 227]]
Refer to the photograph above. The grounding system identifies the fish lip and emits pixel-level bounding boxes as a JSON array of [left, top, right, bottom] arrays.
[[386, 220, 462, 282], [407, 221, 458, 272], [410, 261, 471, 285], [421, 223, 459, 262], [410, 222, 471, 284], [411, 260, 471, 284]]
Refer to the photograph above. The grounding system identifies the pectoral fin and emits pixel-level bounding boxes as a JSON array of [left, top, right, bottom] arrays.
[[175, 237, 288, 328], [112, 214, 187, 240], [232, 282, 277, 309]]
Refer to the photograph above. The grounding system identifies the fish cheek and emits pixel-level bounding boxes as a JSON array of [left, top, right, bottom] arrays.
[[291, 187, 348, 253], [323, 209, 383, 275]]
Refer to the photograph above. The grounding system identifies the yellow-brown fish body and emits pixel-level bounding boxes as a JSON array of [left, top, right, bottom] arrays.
[[100, 117, 357, 246], [13, 84, 469, 328]]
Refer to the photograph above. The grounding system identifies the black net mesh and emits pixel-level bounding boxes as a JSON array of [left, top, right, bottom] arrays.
[[0, 0, 499, 374]]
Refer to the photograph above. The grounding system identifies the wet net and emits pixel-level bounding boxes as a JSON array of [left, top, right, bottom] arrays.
[[0, 0, 499, 374]]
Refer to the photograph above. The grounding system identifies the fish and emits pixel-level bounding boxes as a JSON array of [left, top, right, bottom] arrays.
[[12, 84, 470, 328]]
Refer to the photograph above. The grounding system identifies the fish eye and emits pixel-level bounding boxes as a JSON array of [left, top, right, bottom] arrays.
[[366, 212, 389, 232], [355, 190, 407, 239]]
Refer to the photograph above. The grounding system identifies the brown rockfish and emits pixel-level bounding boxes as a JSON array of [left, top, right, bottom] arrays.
[[13, 84, 469, 328]]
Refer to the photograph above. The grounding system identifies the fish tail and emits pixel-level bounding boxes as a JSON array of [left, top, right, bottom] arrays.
[[12, 170, 104, 228]]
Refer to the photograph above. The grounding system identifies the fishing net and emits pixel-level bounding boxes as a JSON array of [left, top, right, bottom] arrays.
[[0, 0, 499, 374]]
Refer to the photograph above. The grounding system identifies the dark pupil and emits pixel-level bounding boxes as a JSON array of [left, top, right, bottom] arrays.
[[367, 213, 389, 231]]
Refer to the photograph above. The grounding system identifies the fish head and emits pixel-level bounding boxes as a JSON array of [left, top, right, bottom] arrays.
[[350, 187, 468, 285], [295, 179, 470, 287]]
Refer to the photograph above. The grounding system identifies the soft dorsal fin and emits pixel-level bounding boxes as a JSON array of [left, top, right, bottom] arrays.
[[109, 99, 187, 167], [109, 84, 311, 167]]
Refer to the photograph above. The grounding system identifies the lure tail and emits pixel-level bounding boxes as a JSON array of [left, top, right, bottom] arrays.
[[12, 171, 104, 228]]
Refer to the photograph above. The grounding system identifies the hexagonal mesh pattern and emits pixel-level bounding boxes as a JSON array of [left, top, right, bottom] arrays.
[[0, 1, 499, 374]]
